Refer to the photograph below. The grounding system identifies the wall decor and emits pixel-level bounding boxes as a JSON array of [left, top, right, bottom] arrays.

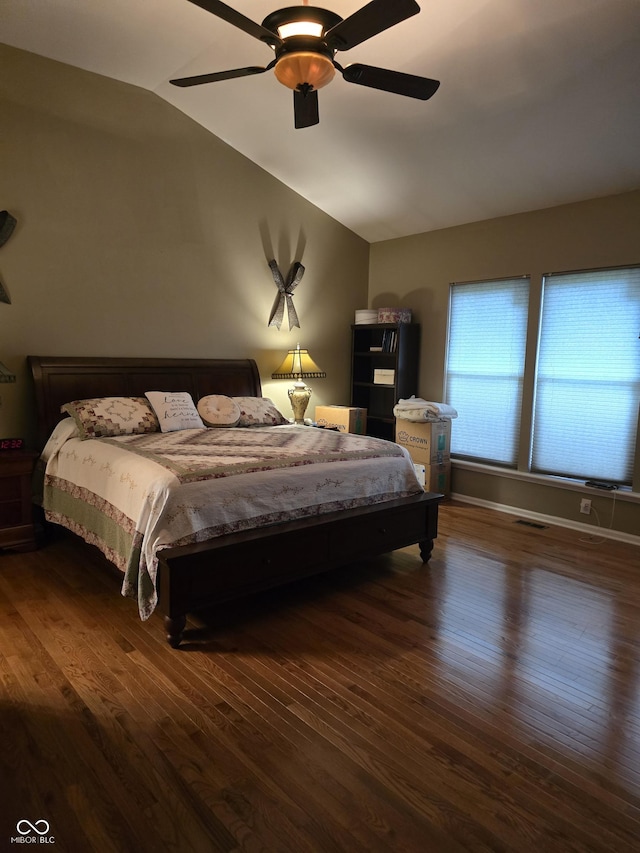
[[0, 211, 16, 248], [0, 211, 17, 305], [268, 258, 305, 330]]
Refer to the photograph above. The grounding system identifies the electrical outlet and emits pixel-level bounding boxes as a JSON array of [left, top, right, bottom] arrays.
[[580, 498, 591, 515]]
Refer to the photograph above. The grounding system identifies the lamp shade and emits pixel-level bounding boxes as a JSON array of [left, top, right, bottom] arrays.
[[272, 345, 326, 380]]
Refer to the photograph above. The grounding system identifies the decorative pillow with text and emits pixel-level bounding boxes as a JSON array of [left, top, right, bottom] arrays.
[[145, 391, 205, 432]]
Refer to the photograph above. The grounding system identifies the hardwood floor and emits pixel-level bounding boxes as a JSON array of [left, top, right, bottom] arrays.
[[0, 500, 639, 852]]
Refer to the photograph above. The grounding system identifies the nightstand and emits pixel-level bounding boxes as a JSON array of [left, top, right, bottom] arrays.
[[0, 449, 40, 551]]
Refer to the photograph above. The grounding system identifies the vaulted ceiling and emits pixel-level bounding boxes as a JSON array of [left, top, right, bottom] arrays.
[[3, 0, 640, 242]]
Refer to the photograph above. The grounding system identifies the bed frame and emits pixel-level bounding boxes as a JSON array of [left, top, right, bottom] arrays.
[[28, 355, 442, 647]]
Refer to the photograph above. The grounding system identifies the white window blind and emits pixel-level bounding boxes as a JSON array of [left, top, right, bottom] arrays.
[[446, 277, 530, 466], [531, 267, 640, 484]]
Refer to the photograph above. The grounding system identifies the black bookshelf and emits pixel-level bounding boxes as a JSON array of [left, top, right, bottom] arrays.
[[350, 323, 420, 441]]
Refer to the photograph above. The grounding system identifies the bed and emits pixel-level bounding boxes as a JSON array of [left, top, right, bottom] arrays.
[[29, 356, 442, 647]]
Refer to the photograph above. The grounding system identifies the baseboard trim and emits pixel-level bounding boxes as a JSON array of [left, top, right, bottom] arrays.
[[450, 493, 640, 547]]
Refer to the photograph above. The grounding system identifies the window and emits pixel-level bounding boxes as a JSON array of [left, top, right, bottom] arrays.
[[445, 277, 530, 466], [445, 266, 640, 486], [532, 267, 640, 484]]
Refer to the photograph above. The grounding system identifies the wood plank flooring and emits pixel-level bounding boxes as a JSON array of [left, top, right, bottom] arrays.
[[0, 500, 639, 852]]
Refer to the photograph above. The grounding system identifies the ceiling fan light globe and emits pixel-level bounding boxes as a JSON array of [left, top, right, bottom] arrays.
[[277, 21, 324, 39], [274, 52, 335, 90], [262, 6, 343, 37]]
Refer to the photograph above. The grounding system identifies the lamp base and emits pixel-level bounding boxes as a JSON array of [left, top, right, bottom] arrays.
[[288, 381, 312, 425]]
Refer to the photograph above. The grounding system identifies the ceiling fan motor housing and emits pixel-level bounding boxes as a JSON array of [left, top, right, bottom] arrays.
[[262, 6, 342, 91]]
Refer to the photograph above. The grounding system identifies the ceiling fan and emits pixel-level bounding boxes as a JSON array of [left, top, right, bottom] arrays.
[[170, 0, 440, 128]]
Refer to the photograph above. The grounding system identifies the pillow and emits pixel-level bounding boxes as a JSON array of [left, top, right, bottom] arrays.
[[197, 394, 241, 428], [232, 396, 289, 427], [61, 397, 159, 439], [145, 391, 205, 432]]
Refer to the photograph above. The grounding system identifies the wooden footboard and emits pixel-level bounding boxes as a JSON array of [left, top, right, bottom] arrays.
[[158, 490, 441, 647]]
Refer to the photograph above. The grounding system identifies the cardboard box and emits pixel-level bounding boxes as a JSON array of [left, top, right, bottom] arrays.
[[373, 368, 395, 385], [413, 461, 451, 495], [315, 405, 367, 435], [395, 418, 451, 465]]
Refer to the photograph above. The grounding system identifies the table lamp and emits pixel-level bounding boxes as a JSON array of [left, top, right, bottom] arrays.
[[272, 344, 326, 424]]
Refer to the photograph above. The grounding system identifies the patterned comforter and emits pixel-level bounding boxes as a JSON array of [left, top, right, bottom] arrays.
[[38, 421, 422, 619]]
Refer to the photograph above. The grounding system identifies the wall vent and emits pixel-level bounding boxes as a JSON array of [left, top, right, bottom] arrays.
[[514, 519, 548, 530]]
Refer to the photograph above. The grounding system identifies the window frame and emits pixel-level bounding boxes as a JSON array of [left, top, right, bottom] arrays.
[[444, 275, 532, 469], [444, 265, 640, 489]]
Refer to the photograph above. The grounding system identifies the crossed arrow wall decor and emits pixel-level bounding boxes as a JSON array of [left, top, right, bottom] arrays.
[[267, 258, 305, 330]]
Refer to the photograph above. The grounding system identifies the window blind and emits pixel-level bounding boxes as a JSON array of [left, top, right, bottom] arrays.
[[531, 267, 640, 484], [446, 277, 530, 466]]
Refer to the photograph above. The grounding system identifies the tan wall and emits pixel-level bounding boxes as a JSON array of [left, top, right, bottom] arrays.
[[369, 190, 640, 537], [2, 43, 638, 537], [0, 44, 369, 445]]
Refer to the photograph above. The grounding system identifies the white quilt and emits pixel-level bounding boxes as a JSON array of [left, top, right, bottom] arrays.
[[38, 421, 422, 619]]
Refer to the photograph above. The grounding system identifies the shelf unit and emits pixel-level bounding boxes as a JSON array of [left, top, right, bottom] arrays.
[[351, 322, 420, 441]]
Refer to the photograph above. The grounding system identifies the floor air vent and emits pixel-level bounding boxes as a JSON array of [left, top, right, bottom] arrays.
[[514, 519, 548, 530]]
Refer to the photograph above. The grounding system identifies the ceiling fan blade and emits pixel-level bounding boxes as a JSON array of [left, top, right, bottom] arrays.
[[170, 66, 268, 87], [325, 0, 420, 51], [293, 89, 319, 129], [342, 63, 440, 100], [185, 0, 281, 48]]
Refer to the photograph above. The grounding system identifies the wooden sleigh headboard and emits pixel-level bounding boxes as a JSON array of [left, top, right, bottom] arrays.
[[28, 355, 262, 448]]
